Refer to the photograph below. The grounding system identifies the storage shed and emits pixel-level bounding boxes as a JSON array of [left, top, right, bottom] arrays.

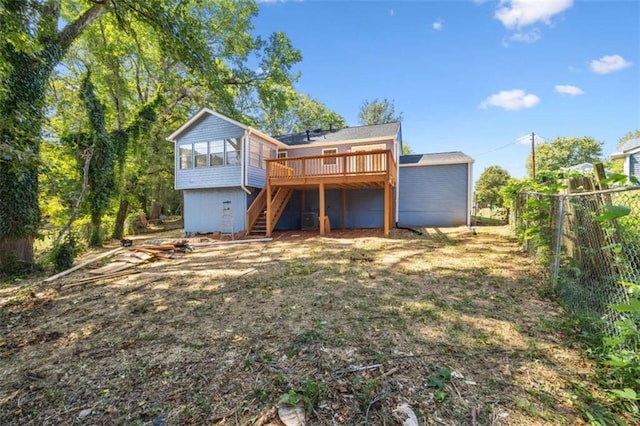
[[397, 152, 474, 227]]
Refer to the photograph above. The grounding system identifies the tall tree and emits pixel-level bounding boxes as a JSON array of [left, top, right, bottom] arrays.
[[527, 136, 603, 176], [358, 98, 402, 125], [0, 0, 303, 267], [475, 166, 510, 208]]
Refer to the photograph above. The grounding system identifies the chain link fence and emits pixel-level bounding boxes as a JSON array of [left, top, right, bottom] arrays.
[[512, 185, 640, 337]]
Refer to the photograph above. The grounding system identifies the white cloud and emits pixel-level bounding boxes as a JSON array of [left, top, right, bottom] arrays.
[[495, 0, 574, 28], [432, 20, 443, 31], [479, 89, 540, 111], [590, 54, 632, 74], [508, 30, 540, 43], [554, 84, 584, 96]]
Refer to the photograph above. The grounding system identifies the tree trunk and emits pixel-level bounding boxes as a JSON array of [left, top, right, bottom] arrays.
[[0, 237, 34, 268], [150, 200, 161, 220], [112, 199, 130, 240]]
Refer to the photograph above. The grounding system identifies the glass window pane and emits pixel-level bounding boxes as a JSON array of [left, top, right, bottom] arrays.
[[194, 142, 208, 168], [179, 145, 193, 169], [209, 140, 224, 167], [226, 138, 241, 165], [250, 141, 261, 168]]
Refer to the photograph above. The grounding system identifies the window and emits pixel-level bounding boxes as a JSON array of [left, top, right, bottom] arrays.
[[209, 140, 225, 167], [322, 148, 338, 165], [179, 145, 193, 169], [226, 138, 240, 165], [250, 141, 261, 168], [277, 151, 288, 159], [194, 142, 208, 168], [261, 144, 272, 169]]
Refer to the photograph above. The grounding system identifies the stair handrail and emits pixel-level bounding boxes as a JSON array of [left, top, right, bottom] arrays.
[[246, 187, 267, 234]]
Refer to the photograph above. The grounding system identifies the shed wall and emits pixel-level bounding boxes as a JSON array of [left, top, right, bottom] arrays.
[[398, 163, 469, 227], [183, 188, 246, 234]]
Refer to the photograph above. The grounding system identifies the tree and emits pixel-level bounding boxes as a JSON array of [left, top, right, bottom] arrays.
[[527, 136, 602, 176], [358, 98, 402, 125], [475, 166, 510, 208], [0, 0, 302, 267]]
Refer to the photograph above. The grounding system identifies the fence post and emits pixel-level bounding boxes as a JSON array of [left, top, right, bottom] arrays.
[[551, 194, 566, 283]]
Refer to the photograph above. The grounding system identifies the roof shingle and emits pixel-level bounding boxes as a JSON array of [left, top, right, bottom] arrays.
[[275, 122, 401, 146]]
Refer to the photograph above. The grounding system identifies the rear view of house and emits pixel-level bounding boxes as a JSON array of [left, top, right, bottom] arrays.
[[168, 108, 474, 237], [611, 138, 640, 179]]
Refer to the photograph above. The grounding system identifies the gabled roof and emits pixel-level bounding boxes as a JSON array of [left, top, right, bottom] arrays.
[[611, 138, 640, 159], [400, 151, 474, 167], [275, 122, 401, 146], [166, 107, 285, 147]]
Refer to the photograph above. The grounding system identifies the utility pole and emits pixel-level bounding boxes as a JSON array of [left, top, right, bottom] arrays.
[[531, 132, 536, 180]]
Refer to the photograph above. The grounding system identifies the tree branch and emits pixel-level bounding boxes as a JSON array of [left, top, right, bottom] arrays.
[[53, 147, 93, 247], [56, 3, 108, 57]]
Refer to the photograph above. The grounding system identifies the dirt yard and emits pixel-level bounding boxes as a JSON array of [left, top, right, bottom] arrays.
[[1, 226, 600, 425]]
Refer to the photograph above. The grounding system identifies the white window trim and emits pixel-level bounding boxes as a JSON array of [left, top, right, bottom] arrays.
[[322, 148, 338, 165]]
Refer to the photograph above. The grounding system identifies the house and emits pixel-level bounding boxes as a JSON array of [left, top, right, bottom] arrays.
[[398, 152, 474, 227], [167, 108, 474, 236], [610, 138, 640, 179]]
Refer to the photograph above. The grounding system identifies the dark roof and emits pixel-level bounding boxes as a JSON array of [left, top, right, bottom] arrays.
[[275, 122, 401, 146], [400, 151, 474, 166], [618, 138, 640, 153]]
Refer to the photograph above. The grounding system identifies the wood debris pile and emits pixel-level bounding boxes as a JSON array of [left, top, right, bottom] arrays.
[[44, 239, 204, 285]]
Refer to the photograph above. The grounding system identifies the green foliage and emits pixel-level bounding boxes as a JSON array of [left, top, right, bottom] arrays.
[[426, 367, 452, 402], [528, 136, 603, 176], [476, 165, 511, 207], [280, 380, 328, 413], [358, 98, 402, 125], [49, 232, 82, 272]]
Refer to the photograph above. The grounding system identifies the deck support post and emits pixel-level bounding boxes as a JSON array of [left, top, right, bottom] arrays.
[[341, 189, 346, 230], [266, 183, 272, 237], [319, 183, 326, 235], [384, 182, 390, 237]]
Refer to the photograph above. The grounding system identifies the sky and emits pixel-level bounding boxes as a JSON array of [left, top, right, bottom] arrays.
[[252, 0, 640, 181]]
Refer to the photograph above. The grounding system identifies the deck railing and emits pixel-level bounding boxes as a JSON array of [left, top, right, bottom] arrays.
[[266, 150, 396, 184]]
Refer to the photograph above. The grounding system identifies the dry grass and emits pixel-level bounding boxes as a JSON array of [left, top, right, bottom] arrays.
[[1, 226, 600, 425]]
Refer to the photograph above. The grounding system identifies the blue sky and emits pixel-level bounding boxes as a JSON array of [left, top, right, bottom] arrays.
[[253, 0, 639, 181]]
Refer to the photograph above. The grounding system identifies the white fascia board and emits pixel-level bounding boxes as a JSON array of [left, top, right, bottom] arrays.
[[399, 158, 475, 167]]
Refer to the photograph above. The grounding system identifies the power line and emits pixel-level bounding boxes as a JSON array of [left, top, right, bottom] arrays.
[[472, 140, 520, 157]]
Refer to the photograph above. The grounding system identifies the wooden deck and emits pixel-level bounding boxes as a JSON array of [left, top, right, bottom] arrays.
[[255, 150, 397, 237], [266, 150, 396, 189]]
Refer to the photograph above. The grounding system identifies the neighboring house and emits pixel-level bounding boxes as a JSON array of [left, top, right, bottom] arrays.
[[398, 152, 474, 227], [167, 108, 474, 236], [610, 138, 640, 179]]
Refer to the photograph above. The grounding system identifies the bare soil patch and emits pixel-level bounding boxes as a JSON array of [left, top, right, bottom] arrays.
[[1, 226, 598, 425]]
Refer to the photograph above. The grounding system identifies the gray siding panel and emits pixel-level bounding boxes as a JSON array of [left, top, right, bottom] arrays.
[[630, 153, 640, 178], [287, 140, 393, 158], [183, 188, 247, 234], [398, 164, 468, 227], [246, 134, 277, 188], [278, 189, 383, 229], [175, 114, 245, 190], [176, 166, 241, 190]]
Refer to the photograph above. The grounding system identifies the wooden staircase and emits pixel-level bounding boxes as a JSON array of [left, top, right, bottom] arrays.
[[246, 187, 293, 236]]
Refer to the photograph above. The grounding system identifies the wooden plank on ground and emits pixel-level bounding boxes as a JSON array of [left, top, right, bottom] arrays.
[[43, 247, 124, 283]]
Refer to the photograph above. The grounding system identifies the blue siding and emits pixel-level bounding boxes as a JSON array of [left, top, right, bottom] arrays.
[[175, 114, 245, 190], [246, 134, 277, 188], [287, 140, 393, 158], [631, 152, 640, 178], [398, 164, 469, 227], [183, 188, 247, 234], [277, 189, 383, 230]]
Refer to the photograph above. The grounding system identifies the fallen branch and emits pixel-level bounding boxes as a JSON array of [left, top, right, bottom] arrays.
[[63, 270, 141, 288], [44, 247, 124, 283]]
